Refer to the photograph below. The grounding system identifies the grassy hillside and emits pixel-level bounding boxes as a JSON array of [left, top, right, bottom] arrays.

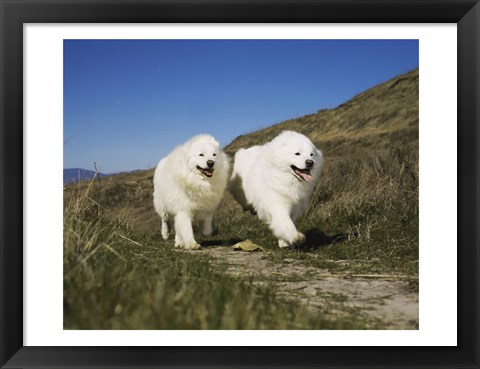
[[64, 69, 419, 329], [225, 69, 418, 154]]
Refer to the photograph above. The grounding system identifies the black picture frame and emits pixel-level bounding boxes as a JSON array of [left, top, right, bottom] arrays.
[[1, 1, 478, 368]]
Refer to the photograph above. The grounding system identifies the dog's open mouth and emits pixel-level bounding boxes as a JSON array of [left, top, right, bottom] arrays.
[[291, 165, 313, 182], [197, 166, 214, 178]]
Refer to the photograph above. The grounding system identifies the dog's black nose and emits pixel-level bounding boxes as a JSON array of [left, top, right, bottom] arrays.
[[305, 159, 313, 167], [207, 160, 215, 168]]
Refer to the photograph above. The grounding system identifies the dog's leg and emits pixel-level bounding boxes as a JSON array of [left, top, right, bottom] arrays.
[[229, 174, 250, 210], [174, 233, 183, 248], [269, 207, 305, 247], [279, 206, 307, 247], [199, 213, 213, 236], [174, 212, 201, 250], [161, 214, 170, 240]]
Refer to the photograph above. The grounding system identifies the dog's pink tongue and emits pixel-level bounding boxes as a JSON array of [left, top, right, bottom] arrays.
[[302, 172, 313, 182]]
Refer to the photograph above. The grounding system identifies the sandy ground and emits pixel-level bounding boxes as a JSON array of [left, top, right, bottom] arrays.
[[198, 246, 419, 329]]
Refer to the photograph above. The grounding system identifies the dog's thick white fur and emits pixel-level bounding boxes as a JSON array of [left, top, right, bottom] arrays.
[[229, 130, 323, 248], [153, 134, 230, 250]]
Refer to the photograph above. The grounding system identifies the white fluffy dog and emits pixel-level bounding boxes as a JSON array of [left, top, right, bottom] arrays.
[[229, 130, 323, 248], [153, 134, 230, 250]]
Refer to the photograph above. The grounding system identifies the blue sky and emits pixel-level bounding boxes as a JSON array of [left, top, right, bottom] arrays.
[[64, 39, 418, 173]]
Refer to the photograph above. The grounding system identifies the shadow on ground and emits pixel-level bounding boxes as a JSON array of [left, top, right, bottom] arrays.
[[199, 230, 346, 250], [297, 229, 347, 250], [200, 238, 243, 247]]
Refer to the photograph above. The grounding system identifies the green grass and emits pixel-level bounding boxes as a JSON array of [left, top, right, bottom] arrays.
[[64, 69, 419, 329], [64, 186, 376, 329]]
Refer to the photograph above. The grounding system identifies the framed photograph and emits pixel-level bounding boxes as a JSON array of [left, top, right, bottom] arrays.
[[1, 0, 478, 368]]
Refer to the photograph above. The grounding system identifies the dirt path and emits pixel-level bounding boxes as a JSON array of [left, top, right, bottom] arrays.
[[199, 246, 419, 329]]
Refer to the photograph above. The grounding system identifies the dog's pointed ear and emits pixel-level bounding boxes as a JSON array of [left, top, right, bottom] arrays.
[[272, 131, 292, 147], [207, 135, 220, 147]]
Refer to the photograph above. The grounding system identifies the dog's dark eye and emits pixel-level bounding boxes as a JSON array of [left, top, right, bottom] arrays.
[[213, 153, 216, 156], [310, 153, 313, 157], [295, 152, 300, 156], [199, 154, 204, 157]]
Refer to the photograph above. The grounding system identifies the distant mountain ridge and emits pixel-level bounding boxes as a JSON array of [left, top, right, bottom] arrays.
[[64, 168, 106, 184]]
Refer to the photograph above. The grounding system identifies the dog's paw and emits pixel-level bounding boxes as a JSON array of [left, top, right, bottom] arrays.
[[184, 242, 202, 250], [292, 232, 306, 246], [278, 233, 305, 248]]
